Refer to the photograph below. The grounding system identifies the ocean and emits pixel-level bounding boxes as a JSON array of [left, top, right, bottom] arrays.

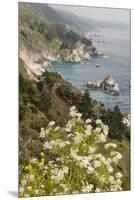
[[50, 26, 130, 112]]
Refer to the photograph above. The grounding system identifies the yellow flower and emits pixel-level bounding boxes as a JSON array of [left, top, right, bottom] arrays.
[[35, 189, 39, 195], [27, 186, 32, 191], [25, 164, 32, 172], [40, 152, 44, 158]]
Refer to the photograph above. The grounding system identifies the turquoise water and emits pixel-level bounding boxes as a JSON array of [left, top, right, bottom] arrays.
[[50, 27, 130, 112]]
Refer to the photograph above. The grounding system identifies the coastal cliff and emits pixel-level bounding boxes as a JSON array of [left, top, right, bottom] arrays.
[[19, 3, 103, 78]]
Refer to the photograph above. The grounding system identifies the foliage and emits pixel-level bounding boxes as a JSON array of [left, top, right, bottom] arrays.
[[19, 3, 93, 55], [56, 84, 129, 141], [101, 105, 129, 141], [19, 106, 123, 197]]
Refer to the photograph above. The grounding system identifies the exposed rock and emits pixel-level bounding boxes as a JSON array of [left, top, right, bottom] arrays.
[[46, 55, 57, 62], [87, 80, 103, 88], [87, 75, 120, 95], [90, 47, 103, 57], [80, 52, 90, 60], [122, 114, 130, 127], [62, 41, 92, 63], [102, 75, 120, 95], [64, 53, 82, 63], [73, 54, 82, 63], [96, 64, 100, 68]]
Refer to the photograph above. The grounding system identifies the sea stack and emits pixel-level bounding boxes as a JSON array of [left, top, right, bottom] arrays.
[[87, 75, 120, 95]]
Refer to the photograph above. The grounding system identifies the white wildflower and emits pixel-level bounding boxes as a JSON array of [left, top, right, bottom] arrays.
[[96, 119, 102, 125], [74, 132, 83, 144], [104, 143, 117, 150], [93, 160, 101, 168], [70, 106, 76, 111], [116, 179, 122, 185], [95, 188, 101, 192], [81, 184, 94, 193], [19, 187, 24, 193], [116, 152, 123, 160], [48, 121, 55, 127], [110, 185, 122, 192], [70, 148, 78, 159], [69, 106, 82, 119], [102, 124, 109, 136], [43, 141, 52, 150], [67, 133, 72, 138], [108, 176, 115, 183], [95, 127, 101, 133], [30, 158, 38, 164], [65, 121, 72, 132], [40, 128, 49, 138], [84, 124, 92, 136], [80, 158, 89, 168], [87, 166, 94, 173], [86, 118, 92, 124], [115, 172, 123, 179], [97, 133, 106, 143], [51, 167, 68, 183], [112, 156, 119, 164], [69, 110, 76, 117], [111, 151, 123, 163], [107, 165, 113, 173], [69, 106, 77, 117], [88, 146, 96, 154], [55, 126, 60, 131]]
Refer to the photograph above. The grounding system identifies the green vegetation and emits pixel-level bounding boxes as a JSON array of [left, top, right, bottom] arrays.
[[19, 107, 128, 197], [19, 61, 130, 191], [19, 2, 130, 196], [19, 2, 92, 56]]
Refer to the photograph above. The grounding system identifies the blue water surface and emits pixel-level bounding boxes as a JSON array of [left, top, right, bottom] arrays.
[[50, 27, 130, 112]]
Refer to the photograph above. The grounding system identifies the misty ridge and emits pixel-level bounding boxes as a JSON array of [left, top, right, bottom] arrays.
[[51, 4, 130, 30]]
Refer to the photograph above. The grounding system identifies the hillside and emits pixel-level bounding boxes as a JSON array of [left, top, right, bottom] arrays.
[[19, 57, 130, 191], [50, 6, 94, 33], [19, 2, 95, 78]]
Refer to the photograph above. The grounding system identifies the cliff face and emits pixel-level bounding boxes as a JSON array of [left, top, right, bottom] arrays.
[[19, 3, 94, 78]]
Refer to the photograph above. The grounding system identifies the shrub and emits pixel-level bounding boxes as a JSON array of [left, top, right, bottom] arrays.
[[101, 105, 128, 141], [19, 106, 123, 197]]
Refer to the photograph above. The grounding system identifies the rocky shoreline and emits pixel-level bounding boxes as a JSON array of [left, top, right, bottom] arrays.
[[20, 39, 104, 78]]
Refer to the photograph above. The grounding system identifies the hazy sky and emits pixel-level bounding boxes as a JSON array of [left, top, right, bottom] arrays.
[[51, 4, 130, 25]]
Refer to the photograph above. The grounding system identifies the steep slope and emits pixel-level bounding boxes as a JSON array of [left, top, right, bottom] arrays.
[[19, 2, 93, 77], [19, 62, 130, 190], [51, 7, 94, 33]]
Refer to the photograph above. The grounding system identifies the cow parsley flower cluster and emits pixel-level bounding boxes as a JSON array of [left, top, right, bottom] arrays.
[[19, 106, 123, 197]]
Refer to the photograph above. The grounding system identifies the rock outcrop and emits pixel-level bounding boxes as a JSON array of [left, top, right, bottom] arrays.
[[102, 76, 120, 95], [122, 114, 130, 127], [87, 80, 103, 88], [90, 47, 103, 57], [87, 75, 120, 95]]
